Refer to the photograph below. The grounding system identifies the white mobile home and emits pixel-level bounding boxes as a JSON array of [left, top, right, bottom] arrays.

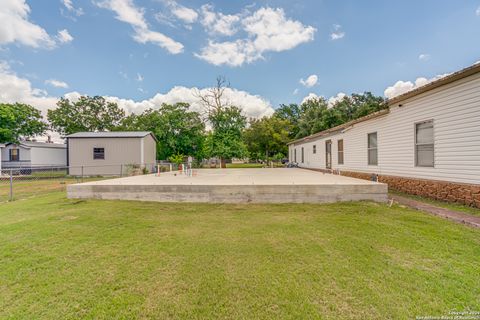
[[288, 62, 480, 206], [66, 131, 157, 176], [1, 141, 67, 169], [0, 144, 4, 172]]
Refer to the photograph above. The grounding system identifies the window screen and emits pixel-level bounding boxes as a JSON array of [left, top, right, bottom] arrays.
[[9, 149, 19, 161], [415, 120, 434, 167], [338, 140, 344, 165], [93, 148, 105, 160], [368, 133, 378, 165]]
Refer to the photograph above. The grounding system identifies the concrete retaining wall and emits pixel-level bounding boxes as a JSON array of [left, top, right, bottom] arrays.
[[67, 183, 388, 204]]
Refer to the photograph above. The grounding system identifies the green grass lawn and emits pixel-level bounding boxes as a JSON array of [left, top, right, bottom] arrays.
[[0, 192, 479, 319], [0, 177, 108, 202]]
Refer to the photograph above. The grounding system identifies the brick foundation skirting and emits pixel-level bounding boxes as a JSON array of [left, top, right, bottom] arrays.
[[306, 168, 480, 208]]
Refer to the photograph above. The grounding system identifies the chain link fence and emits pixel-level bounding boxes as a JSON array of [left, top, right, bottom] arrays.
[[0, 163, 170, 202]]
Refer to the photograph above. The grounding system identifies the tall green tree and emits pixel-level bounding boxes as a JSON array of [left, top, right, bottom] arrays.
[[294, 92, 386, 139], [205, 106, 248, 167], [243, 116, 291, 161], [47, 96, 125, 136], [117, 103, 205, 160], [274, 103, 302, 139], [0, 103, 47, 143]]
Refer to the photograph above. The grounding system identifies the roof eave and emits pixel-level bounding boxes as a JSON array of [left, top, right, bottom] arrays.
[[287, 109, 390, 145], [387, 62, 480, 106]]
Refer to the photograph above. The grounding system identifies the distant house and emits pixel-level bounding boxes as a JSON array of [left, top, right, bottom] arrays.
[[0, 144, 4, 172], [287, 62, 480, 206], [66, 132, 157, 176], [1, 141, 67, 169]]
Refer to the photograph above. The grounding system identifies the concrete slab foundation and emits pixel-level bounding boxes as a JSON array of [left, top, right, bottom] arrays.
[[67, 168, 388, 204]]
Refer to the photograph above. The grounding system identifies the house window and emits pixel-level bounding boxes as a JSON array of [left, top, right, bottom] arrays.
[[301, 147, 304, 163], [9, 148, 19, 161], [313, 145, 317, 154], [93, 148, 105, 160], [415, 120, 434, 167], [294, 149, 297, 162], [368, 132, 378, 165], [338, 139, 344, 165]]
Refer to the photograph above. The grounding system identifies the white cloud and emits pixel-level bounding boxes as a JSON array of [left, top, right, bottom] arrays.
[[293, 88, 299, 95], [132, 29, 184, 53], [196, 7, 316, 67], [476, 6, 480, 16], [330, 24, 345, 40], [95, 0, 184, 54], [200, 4, 240, 36], [195, 39, 258, 67], [56, 29, 73, 43], [136, 73, 143, 82], [0, 61, 57, 113], [155, 0, 198, 28], [301, 93, 321, 105], [0, 0, 56, 48], [300, 92, 347, 108], [384, 74, 450, 99], [62, 0, 84, 16], [103, 86, 274, 119], [418, 53, 430, 61], [327, 92, 346, 108], [0, 61, 273, 126], [171, 5, 198, 24], [300, 74, 318, 88], [45, 79, 69, 88]]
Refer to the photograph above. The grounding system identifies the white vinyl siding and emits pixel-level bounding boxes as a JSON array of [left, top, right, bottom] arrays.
[[291, 71, 480, 184]]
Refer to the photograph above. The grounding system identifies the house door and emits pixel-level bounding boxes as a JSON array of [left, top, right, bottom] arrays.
[[325, 140, 332, 169]]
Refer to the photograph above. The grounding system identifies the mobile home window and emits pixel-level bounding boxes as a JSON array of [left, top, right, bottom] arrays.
[[93, 148, 105, 160], [9, 149, 19, 161], [301, 147, 304, 163], [415, 120, 434, 167], [338, 139, 344, 165], [368, 133, 378, 165], [313, 145, 316, 154]]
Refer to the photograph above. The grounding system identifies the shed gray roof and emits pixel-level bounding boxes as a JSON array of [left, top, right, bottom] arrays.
[[66, 131, 157, 141]]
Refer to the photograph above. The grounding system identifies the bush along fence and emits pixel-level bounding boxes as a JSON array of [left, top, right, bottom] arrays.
[[0, 163, 173, 202]]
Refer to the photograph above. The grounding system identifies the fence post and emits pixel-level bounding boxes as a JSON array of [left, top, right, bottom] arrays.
[[81, 166, 84, 183], [9, 169, 13, 201], [120, 164, 123, 177]]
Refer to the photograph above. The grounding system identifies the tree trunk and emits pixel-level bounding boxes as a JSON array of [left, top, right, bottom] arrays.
[[220, 158, 226, 168]]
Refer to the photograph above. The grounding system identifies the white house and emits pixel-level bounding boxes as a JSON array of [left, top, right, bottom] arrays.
[[66, 131, 157, 176], [1, 141, 67, 169], [0, 144, 4, 172], [288, 62, 480, 206]]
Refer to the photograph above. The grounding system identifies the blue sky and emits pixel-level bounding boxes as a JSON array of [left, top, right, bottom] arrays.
[[1, 0, 479, 117]]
